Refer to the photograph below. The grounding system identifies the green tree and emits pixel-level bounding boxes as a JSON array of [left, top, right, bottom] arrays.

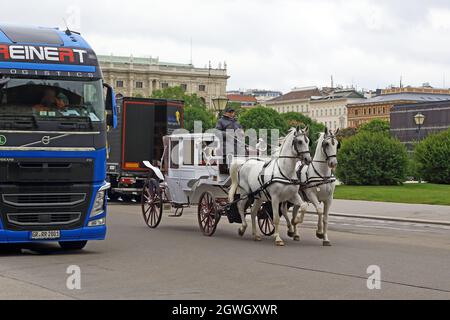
[[152, 86, 216, 132], [359, 119, 391, 135], [239, 107, 289, 135], [336, 132, 409, 185], [281, 112, 326, 152], [414, 129, 450, 184], [337, 127, 358, 140], [184, 107, 216, 133]]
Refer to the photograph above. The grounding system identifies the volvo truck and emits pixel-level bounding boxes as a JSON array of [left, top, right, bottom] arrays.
[[0, 25, 117, 250]]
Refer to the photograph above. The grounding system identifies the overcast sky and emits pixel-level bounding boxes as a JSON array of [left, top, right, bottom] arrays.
[[1, 0, 450, 92]]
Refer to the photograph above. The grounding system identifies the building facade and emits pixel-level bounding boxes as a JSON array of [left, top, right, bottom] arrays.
[[348, 87, 450, 128], [99, 55, 229, 109], [310, 90, 366, 130], [265, 87, 321, 116], [227, 94, 258, 108], [391, 100, 450, 149]]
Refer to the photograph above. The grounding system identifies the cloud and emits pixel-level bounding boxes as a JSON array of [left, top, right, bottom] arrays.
[[1, 0, 449, 92]]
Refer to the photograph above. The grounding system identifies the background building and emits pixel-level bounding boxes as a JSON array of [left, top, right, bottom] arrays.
[[347, 86, 450, 128], [310, 90, 366, 129], [266, 86, 321, 115], [99, 55, 229, 109], [227, 93, 258, 108], [391, 100, 450, 149]]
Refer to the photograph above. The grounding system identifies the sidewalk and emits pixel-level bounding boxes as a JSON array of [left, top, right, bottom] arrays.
[[323, 200, 450, 225]]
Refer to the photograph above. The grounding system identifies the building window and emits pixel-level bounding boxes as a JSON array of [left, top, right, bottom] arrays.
[[199, 85, 206, 92], [136, 81, 143, 89], [116, 80, 124, 88], [161, 82, 169, 89], [180, 84, 187, 91]]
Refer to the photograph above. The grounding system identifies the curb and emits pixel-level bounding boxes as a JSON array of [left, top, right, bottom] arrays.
[[307, 211, 450, 227]]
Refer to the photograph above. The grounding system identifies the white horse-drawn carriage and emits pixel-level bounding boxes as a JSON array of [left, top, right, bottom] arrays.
[[140, 132, 276, 237], [141, 127, 341, 246]]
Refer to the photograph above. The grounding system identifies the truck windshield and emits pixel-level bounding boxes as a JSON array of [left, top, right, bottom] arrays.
[[0, 78, 105, 122]]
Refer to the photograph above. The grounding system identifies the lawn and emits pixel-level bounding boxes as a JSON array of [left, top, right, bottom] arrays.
[[334, 184, 450, 206]]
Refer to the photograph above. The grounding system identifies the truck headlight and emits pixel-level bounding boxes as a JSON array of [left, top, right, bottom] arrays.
[[90, 183, 111, 218]]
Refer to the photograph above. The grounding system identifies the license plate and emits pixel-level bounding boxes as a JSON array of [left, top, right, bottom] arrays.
[[31, 231, 61, 240]]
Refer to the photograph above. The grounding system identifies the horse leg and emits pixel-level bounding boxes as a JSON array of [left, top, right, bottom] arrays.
[[282, 203, 295, 238], [272, 199, 285, 247], [322, 200, 332, 247], [309, 195, 324, 241], [291, 195, 307, 242], [251, 199, 263, 241], [237, 194, 248, 237], [291, 205, 301, 241]]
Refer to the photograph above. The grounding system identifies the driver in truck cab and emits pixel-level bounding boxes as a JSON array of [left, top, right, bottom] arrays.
[[34, 88, 68, 111]]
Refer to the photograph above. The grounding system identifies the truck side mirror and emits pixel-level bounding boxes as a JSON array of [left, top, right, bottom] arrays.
[[104, 83, 118, 129]]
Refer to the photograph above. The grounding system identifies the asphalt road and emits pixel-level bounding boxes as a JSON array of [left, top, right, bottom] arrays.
[[0, 203, 449, 300]]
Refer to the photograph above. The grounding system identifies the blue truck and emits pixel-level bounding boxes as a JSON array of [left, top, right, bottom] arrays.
[[0, 25, 117, 250]]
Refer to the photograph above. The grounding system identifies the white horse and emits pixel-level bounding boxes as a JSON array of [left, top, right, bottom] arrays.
[[291, 128, 340, 247], [229, 127, 312, 246]]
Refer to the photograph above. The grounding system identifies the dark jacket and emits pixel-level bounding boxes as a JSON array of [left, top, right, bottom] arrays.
[[216, 115, 242, 131]]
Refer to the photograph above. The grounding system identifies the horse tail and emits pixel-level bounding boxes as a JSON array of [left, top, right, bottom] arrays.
[[229, 160, 241, 203]]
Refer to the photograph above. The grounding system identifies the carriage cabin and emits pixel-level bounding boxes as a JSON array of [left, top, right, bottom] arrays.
[[162, 133, 228, 205]]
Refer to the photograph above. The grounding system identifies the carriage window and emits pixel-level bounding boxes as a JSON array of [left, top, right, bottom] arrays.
[[170, 140, 180, 169], [183, 139, 195, 166]]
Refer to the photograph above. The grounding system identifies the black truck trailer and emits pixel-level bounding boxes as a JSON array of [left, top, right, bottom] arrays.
[[107, 97, 184, 201]]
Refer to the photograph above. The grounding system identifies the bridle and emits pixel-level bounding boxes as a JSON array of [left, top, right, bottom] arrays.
[[315, 135, 340, 164], [278, 131, 311, 161]]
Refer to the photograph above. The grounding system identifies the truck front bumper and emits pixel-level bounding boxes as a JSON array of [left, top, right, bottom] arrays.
[[0, 226, 106, 244]]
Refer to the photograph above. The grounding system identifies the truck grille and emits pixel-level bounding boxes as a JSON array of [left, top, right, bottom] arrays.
[[2, 193, 86, 207], [7, 213, 81, 226]]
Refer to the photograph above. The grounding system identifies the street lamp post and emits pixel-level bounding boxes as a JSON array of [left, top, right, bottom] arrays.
[[212, 96, 229, 117], [414, 113, 426, 142]]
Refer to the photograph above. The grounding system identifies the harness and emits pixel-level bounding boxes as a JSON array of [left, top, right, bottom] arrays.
[[296, 135, 339, 201], [234, 132, 310, 204]]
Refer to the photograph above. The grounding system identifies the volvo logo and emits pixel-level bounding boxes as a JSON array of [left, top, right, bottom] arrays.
[[0, 135, 6, 146], [41, 136, 51, 145]]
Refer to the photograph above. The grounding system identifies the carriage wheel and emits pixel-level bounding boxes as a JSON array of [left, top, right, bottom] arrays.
[[198, 192, 220, 237], [258, 203, 275, 237], [141, 179, 163, 229]]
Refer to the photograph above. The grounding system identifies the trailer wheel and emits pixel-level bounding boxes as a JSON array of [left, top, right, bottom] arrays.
[[141, 179, 163, 229], [258, 202, 275, 237], [198, 192, 220, 237]]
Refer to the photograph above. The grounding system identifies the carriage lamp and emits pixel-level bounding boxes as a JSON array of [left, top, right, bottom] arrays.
[[212, 96, 229, 114], [414, 113, 426, 141]]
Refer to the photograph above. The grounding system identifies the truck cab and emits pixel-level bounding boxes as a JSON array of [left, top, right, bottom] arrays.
[[0, 25, 117, 250]]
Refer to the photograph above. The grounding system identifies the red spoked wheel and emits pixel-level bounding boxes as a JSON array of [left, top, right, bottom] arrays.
[[141, 178, 163, 229], [198, 192, 220, 237], [258, 202, 275, 237]]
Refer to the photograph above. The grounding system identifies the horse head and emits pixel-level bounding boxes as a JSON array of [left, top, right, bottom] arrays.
[[291, 127, 312, 165], [321, 128, 340, 169]]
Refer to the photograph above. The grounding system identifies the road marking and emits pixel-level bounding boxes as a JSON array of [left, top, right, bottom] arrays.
[[259, 261, 450, 294]]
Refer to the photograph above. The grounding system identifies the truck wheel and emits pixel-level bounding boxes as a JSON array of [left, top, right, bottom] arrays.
[[0, 244, 22, 254], [59, 241, 88, 251]]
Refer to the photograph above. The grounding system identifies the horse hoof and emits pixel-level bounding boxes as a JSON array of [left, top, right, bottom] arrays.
[[316, 232, 325, 240], [254, 236, 262, 242], [238, 229, 245, 237], [288, 231, 295, 238], [276, 241, 285, 247], [294, 236, 301, 242], [323, 241, 332, 247]]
